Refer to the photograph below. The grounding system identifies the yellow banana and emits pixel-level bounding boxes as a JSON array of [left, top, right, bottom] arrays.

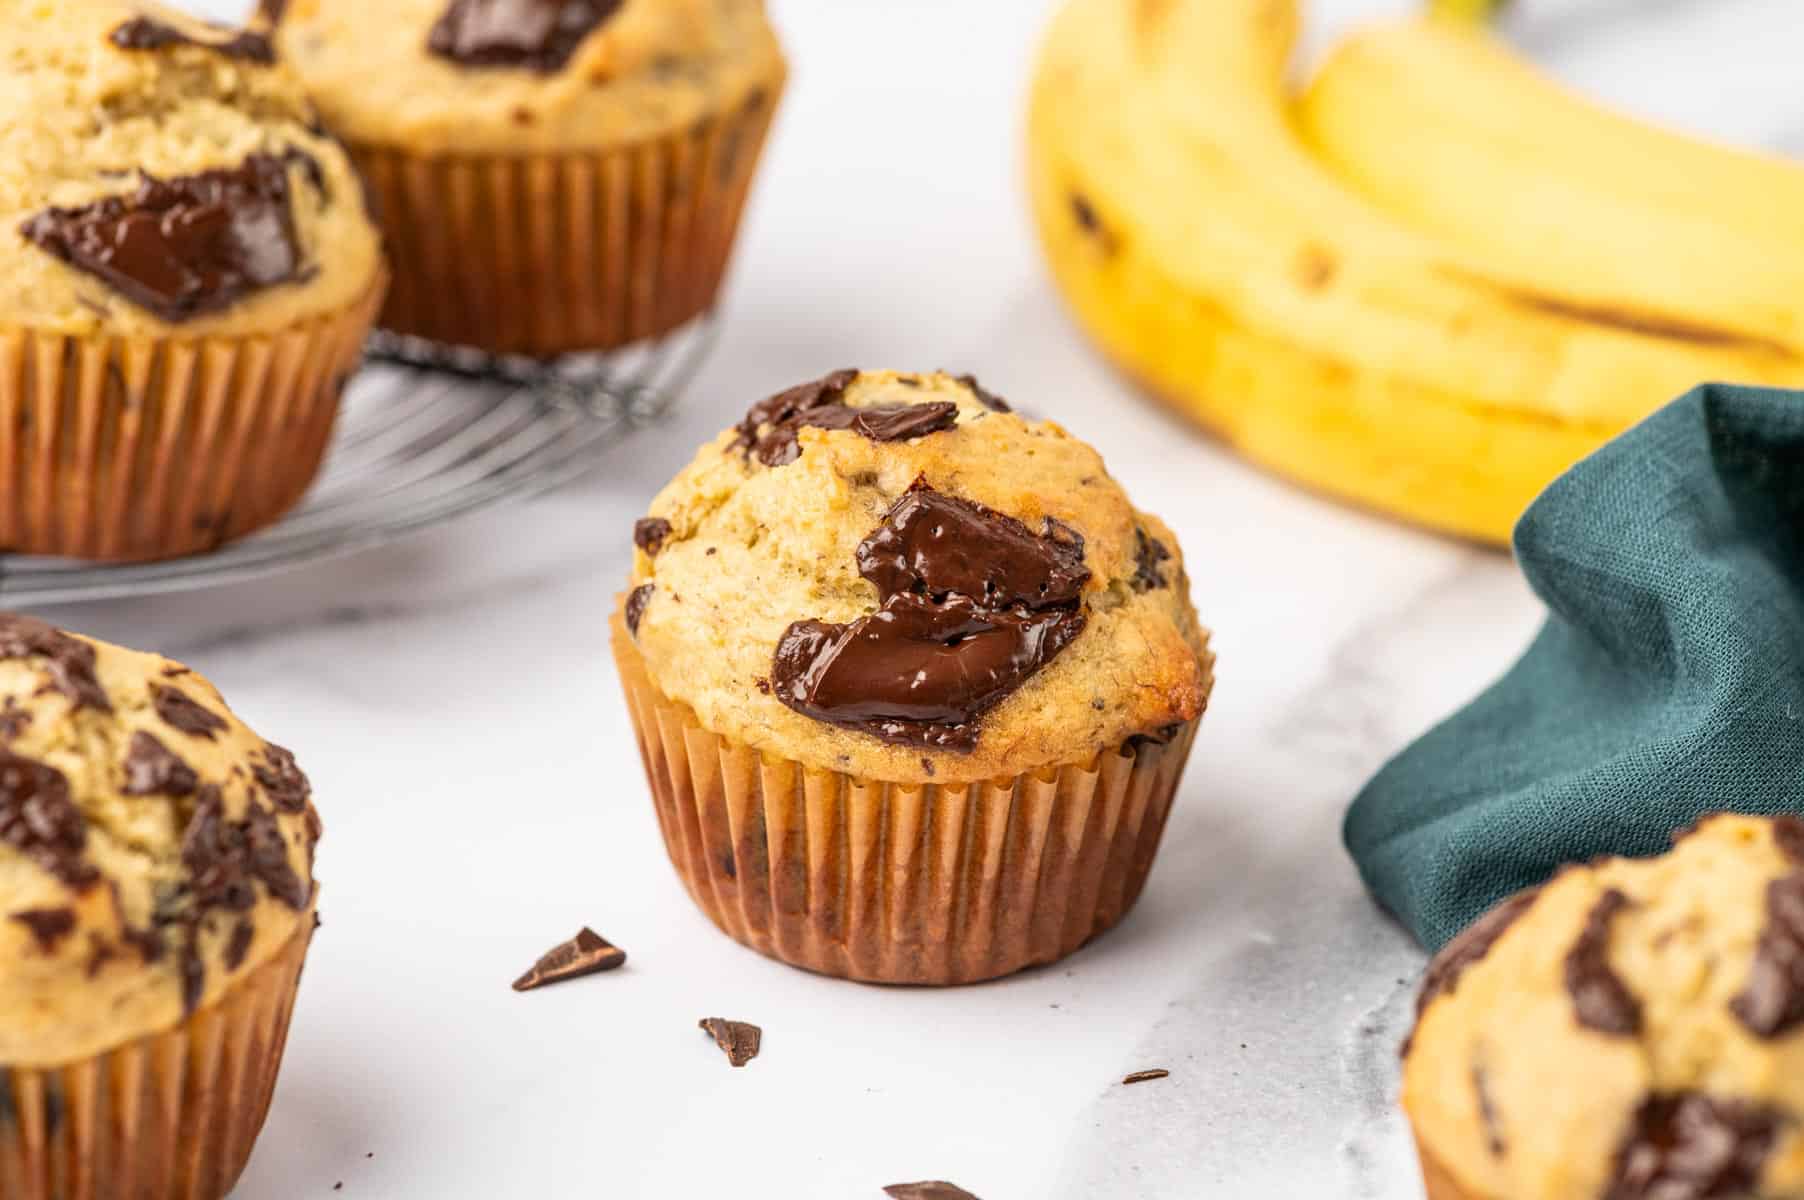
[[1025, 0, 1804, 544], [1299, 18, 1804, 354]]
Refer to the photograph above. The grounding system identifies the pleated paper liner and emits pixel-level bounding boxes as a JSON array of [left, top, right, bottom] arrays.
[[0, 912, 314, 1200], [353, 77, 783, 359], [0, 277, 384, 563], [1414, 1137, 1485, 1200], [612, 613, 1203, 985]]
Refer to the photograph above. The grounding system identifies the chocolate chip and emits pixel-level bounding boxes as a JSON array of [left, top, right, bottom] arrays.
[[771, 479, 1090, 751], [699, 1018, 761, 1067], [1473, 1063, 1506, 1157], [1122, 1069, 1169, 1085], [110, 16, 276, 63], [1132, 527, 1173, 592], [512, 928, 626, 991], [224, 917, 255, 971], [427, 0, 626, 72], [1773, 815, 1804, 866], [634, 517, 672, 557], [0, 750, 95, 890], [1731, 870, 1804, 1038], [1408, 888, 1541, 1052], [121, 731, 198, 797], [883, 1184, 981, 1200], [152, 684, 227, 739], [625, 584, 654, 636], [10, 908, 75, 953], [0, 614, 110, 712], [1566, 888, 1642, 1036], [252, 743, 311, 813], [954, 374, 1012, 413], [1607, 1093, 1782, 1200], [21, 154, 315, 323]]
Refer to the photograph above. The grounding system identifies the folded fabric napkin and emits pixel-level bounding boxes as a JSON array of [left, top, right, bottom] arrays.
[[1345, 383, 1804, 951]]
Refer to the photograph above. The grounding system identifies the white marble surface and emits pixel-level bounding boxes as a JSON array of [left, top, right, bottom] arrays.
[[54, 0, 1803, 1195]]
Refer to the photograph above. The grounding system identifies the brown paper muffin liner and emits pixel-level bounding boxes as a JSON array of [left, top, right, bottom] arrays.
[[352, 80, 782, 358], [1414, 1135, 1484, 1200], [0, 912, 314, 1200], [0, 278, 384, 563], [612, 615, 1202, 985]]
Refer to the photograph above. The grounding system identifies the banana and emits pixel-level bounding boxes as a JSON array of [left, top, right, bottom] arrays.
[[1025, 0, 1804, 544], [1425, 0, 1508, 20], [1299, 18, 1804, 355]]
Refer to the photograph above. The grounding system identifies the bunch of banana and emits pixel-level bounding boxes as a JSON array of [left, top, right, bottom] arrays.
[[1026, 0, 1804, 544]]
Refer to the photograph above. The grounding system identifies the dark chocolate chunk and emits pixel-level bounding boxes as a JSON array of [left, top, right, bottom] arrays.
[[224, 917, 255, 971], [512, 927, 626, 991], [954, 373, 1012, 413], [0, 699, 29, 741], [0, 614, 110, 712], [1132, 527, 1173, 592], [0, 749, 95, 889], [732, 369, 959, 467], [1731, 870, 1804, 1038], [21, 154, 313, 323], [625, 584, 654, 636], [1473, 1063, 1506, 1157], [1122, 1068, 1169, 1085], [1773, 815, 1804, 865], [427, 0, 625, 72], [1607, 1093, 1783, 1200], [634, 517, 673, 557], [732, 369, 857, 456], [699, 1018, 761, 1067], [152, 684, 228, 739], [10, 908, 76, 953], [771, 480, 1090, 751], [109, 16, 276, 63], [121, 731, 198, 797], [252, 743, 311, 813], [181, 786, 310, 913], [257, 0, 289, 24], [1566, 888, 1642, 1036], [883, 1184, 982, 1200], [1411, 888, 1541, 1032]]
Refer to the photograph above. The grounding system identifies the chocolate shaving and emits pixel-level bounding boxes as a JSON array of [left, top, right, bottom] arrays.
[[0, 614, 110, 712], [252, 743, 311, 813], [634, 517, 672, 557], [1606, 1093, 1783, 1200], [427, 0, 626, 73], [512, 927, 626, 991], [152, 684, 228, 739], [110, 16, 276, 63], [1565, 888, 1642, 1036], [954, 373, 1012, 413], [1132, 527, 1173, 592], [883, 1184, 982, 1200], [0, 749, 96, 889], [1122, 1069, 1169, 1085], [11, 908, 76, 953], [699, 1018, 761, 1067], [1408, 887, 1540, 1054], [625, 584, 654, 636], [121, 731, 198, 797], [1731, 870, 1804, 1038]]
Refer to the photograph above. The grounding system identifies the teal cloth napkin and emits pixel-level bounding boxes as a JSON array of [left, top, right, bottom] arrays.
[[1344, 383, 1804, 952]]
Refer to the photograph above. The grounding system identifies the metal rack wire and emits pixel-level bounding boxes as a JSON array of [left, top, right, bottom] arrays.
[[0, 316, 718, 605]]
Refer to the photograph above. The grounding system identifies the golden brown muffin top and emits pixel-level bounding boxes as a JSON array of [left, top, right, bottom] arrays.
[[0, 614, 319, 1067], [271, 0, 784, 155], [1403, 814, 1804, 1200], [626, 370, 1213, 785], [0, 0, 382, 336]]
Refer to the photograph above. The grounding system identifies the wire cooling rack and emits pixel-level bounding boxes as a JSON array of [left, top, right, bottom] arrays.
[[0, 316, 718, 605]]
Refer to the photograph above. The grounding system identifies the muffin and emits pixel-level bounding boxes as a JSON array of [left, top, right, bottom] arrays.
[[0, 612, 322, 1199], [271, 0, 786, 357], [613, 370, 1214, 984], [0, 1, 385, 561], [1403, 814, 1804, 1200]]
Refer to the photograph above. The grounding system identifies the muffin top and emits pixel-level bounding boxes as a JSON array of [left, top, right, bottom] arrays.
[[0, 0, 382, 337], [1403, 814, 1804, 1200], [625, 370, 1213, 785], [271, 0, 785, 156], [0, 613, 320, 1068]]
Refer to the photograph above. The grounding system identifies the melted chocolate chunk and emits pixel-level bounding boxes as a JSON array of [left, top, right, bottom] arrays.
[[954, 373, 1012, 413], [0, 750, 95, 890], [121, 731, 198, 797], [1607, 1094, 1783, 1200], [1773, 815, 1804, 865], [427, 0, 625, 72], [252, 743, 311, 813], [1566, 888, 1642, 1036], [732, 369, 959, 467], [1731, 870, 1804, 1038], [110, 16, 275, 63], [884, 1185, 982, 1200], [153, 684, 228, 739], [181, 786, 310, 913], [224, 917, 255, 971], [733, 370, 857, 455], [1411, 888, 1540, 1038], [0, 614, 110, 712], [11, 908, 76, 953], [771, 480, 1090, 751], [634, 517, 672, 557], [1132, 527, 1173, 592], [21, 154, 313, 322], [625, 584, 654, 636], [699, 1018, 761, 1067], [512, 928, 626, 991]]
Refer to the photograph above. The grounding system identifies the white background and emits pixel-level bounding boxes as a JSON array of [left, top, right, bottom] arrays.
[[70, 0, 1804, 1195]]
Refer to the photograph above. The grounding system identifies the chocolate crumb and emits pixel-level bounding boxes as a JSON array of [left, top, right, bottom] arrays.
[[634, 517, 673, 557], [625, 584, 654, 636], [699, 1018, 761, 1067], [121, 731, 198, 797], [883, 1184, 981, 1200], [1122, 1068, 1169, 1085], [755, 678, 771, 695], [252, 743, 311, 812], [1131, 527, 1172, 592], [152, 684, 228, 739], [10, 908, 76, 953], [1565, 888, 1642, 1036], [921, 757, 935, 777], [512, 928, 626, 991]]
